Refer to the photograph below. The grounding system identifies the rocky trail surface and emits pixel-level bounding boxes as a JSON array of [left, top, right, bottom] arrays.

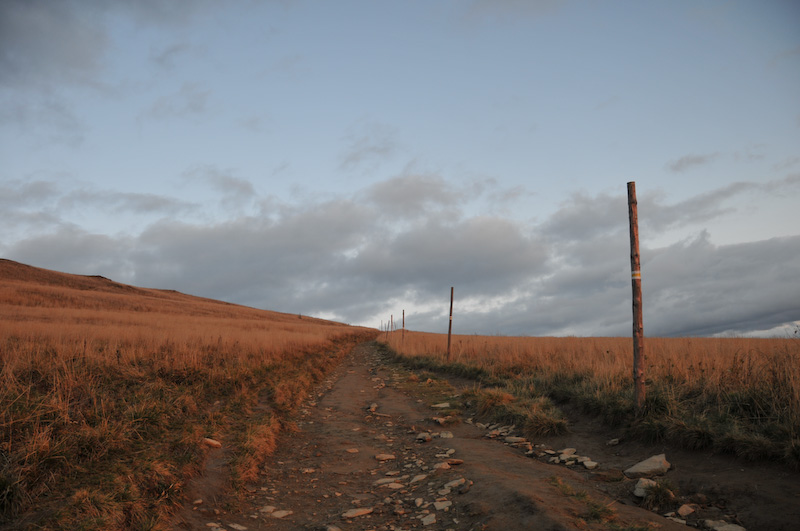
[[174, 342, 799, 530]]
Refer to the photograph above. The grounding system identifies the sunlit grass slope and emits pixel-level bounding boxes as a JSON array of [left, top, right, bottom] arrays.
[[380, 330, 800, 466], [0, 259, 377, 529]]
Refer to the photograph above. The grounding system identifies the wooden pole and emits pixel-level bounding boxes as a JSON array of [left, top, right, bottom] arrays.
[[402, 310, 405, 343], [627, 182, 646, 411], [447, 287, 454, 361]]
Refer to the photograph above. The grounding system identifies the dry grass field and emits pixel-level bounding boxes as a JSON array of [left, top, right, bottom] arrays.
[[0, 259, 376, 529], [380, 330, 800, 466]]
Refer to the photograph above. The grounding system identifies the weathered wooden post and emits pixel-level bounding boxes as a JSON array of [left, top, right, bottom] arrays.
[[402, 309, 405, 343], [627, 182, 646, 411], [447, 287, 454, 361]]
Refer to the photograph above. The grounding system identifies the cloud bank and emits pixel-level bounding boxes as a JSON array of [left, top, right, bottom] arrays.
[[3, 173, 798, 338]]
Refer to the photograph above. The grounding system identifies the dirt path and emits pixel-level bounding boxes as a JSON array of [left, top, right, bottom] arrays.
[[173, 342, 797, 530]]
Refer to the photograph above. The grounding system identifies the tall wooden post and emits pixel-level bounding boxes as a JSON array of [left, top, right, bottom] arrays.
[[447, 287, 454, 361], [627, 182, 646, 411], [402, 310, 405, 343]]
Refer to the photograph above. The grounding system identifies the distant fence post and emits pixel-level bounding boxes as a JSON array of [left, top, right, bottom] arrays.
[[627, 182, 646, 411], [447, 287, 454, 361], [402, 309, 405, 344]]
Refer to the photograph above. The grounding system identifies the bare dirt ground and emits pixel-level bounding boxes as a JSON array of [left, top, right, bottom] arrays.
[[174, 342, 800, 530]]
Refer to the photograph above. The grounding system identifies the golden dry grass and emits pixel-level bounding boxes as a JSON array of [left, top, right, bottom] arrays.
[[381, 330, 800, 464], [0, 259, 377, 529]]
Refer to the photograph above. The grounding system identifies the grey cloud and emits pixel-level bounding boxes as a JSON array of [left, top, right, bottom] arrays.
[[151, 43, 191, 69], [0, 0, 209, 88], [542, 191, 628, 241], [666, 152, 719, 172], [644, 232, 800, 336], [4, 175, 798, 338], [146, 83, 210, 120], [543, 178, 790, 243], [58, 190, 195, 215], [340, 122, 399, 171], [0, 92, 86, 146], [0, 1, 108, 88], [0, 179, 60, 207], [184, 165, 256, 210], [353, 216, 548, 297], [365, 174, 462, 219], [7, 226, 133, 280]]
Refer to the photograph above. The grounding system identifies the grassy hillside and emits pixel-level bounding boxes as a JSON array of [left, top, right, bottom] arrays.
[[0, 259, 377, 529], [379, 330, 800, 466]]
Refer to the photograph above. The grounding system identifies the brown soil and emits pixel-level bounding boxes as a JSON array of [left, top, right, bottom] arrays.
[[173, 342, 800, 530]]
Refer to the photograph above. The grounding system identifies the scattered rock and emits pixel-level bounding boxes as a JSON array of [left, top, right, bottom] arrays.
[[431, 402, 451, 409], [202, 437, 222, 448], [633, 478, 657, 497], [434, 500, 452, 510], [271, 510, 293, 519], [505, 436, 527, 444], [558, 448, 577, 456], [415, 498, 424, 507], [444, 478, 466, 489], [342, 507, 374, 518], [193, 498, 203, 505], [375, 453, 396, 462], [259, 505, 276, 514], [345, 448, 359, 453], [228, 524, 248, 531], [446, 458, 464, 466], [458, 480, 474, 494], [421, 513, 436, 525], [677, 504, 696, 517], [368, 403, 378, 412], [625, 454, 671, 478], [606, 438, 620, 446], [416, 432, 433, 443], [437, 431, 454, 439], [583, 460, 599, 470], [411, 474, 428, 483]]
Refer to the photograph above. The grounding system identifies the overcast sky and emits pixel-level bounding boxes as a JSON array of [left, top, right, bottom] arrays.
[[2, 0, 799, 337]]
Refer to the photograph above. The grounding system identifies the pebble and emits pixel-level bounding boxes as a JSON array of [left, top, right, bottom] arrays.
[[271, 510, 293, 519], [633, 478, 657, 497], [375, 453, 396, 461], [625, 454, 670, 478], [342, 507, 374, 518], [444, 478, 466, 489], [421, 513, 437, 525]]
